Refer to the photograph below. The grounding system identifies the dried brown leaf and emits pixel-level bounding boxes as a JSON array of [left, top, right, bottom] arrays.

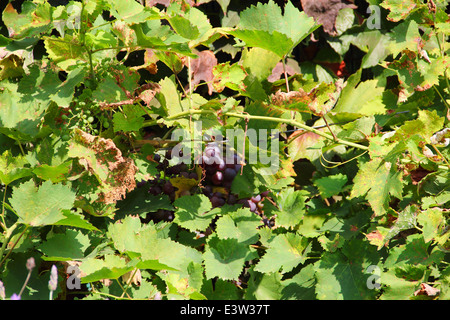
[[189, 50, 218, 95], [300, 0, 357, 36]]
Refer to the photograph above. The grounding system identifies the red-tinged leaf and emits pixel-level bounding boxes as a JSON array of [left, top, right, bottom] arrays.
[[414, 283, 440, 297], [287, 130, 325, 162], [189, 50, 217, 95]]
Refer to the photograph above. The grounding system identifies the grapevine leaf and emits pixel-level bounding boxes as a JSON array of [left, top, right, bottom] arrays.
[[203, 235, 257, 280], [50, 66, 87, 107], [280, 264, 316, 300], [244, 267, 283, 300], [80, 254, 135, 283], [314, 239, 381, 299], [32, 161, 72, 183], [68, 129, 138, 207], [2, 2, 51, 39], [255, 233, 310, 274], [9, 180, 76, 227], [229, 0, 318, 58], [273, 188, 306, 229], [112, 105, 146, 132], [0, 81, 48, 140], [381, 0, 422, 22], [38, 229, 90, 261], [351, 158, 403, 216], [417, 208, 445, 243], [173, 194, 216, 232], [314, 173, 348, 198], [0, 150, 32, 185], [384, 234, 445, 269], [215, 208, 261, 244], [54, 209, 99, 231], [43, 35, 87, 71]]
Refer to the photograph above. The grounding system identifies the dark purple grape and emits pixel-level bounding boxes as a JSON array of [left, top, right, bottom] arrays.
[[227, 194, 237, 205], [149, 185, 162, 195], [203, 185, 213, 197], [223, 168, 237, 182], [162, 181, 174, 195], [165, 149, 172, 160], [210, 196, 225, 208], [215, 158, 226, 171], [223, 181, 232, 188], [212, 171, 223, 185], [180, 171, 189, 178], [137, 180, 147, 188], [153, 154, 161, 162], [189, 172, 198, 180]]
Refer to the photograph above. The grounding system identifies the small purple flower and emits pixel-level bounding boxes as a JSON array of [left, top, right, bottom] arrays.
[[10, 293, 21, 300], [0, 281, 5, 300], [48, 265, 58, 292]]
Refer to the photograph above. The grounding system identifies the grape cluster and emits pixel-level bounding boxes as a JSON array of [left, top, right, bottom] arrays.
[[199, 143, 275, 227], [137, 142, 275, 228], [136, 149, 199, 222], [200, 143, 242, 208]]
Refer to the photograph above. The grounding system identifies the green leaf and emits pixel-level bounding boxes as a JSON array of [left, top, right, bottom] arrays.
[[351, 158, 403, 216], [81, 254, 135, 283], [167, 16, 200, 40], [173, 194, 216, 232], [417, 208, 445, 243], [215, 208, 261, 244], [54, 209, 99, 231], [244, 267, 283, 300], [113, 105, 146, 132], [203, 235, 257, 280], [314, 239, 381, 299], [38, 229, 90, 261], [392, 110, 444, 143], [229, 0, 317, 57], [314, 173, 348, 198], [0, 82, 48, 140], [93, 74, 128, 104], [384, 234, 444, 268], [44, 35, 87, 71], [2, 2, 51, 39], [106, 0, 156, 23], [280, 264, 316, 300], [333, 71, 387, 115], [212, 62, 247, 93], [381, 0, 422, 22], [157, 76, 189, 128], [32, 161, 72, 183], [0, 150, 32, 185], [273, 188, 306, 229], [370, 205, 419, 249], [9, 180, 76, 227], [241, 47, 280, 81], [228, 29, 293, 59], [255, 233, 310, 274]]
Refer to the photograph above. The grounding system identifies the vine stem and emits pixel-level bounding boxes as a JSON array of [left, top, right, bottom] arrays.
[[164, 109, 370, 151], [0, 223, 21, 269]]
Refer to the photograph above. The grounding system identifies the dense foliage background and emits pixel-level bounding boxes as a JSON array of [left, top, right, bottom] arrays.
[[1, 0, 450, 300]]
